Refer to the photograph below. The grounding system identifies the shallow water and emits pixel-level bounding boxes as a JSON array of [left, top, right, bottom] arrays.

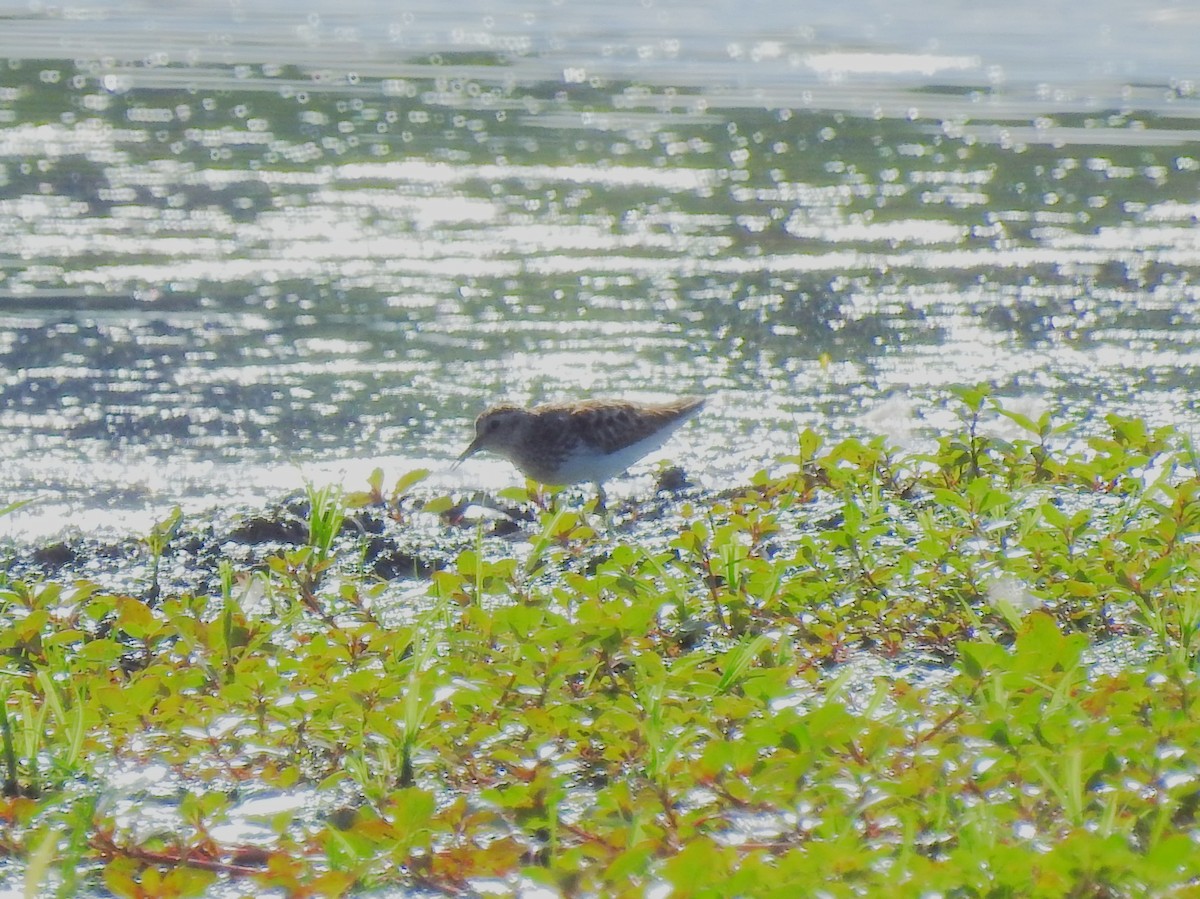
[[2, 0, 1200, 538]]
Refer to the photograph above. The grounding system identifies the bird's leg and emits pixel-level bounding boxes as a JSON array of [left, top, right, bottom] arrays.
[[591, 482, 612, 530]]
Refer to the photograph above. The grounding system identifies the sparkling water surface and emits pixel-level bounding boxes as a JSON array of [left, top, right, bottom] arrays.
[[2, 0, 1200, 538]]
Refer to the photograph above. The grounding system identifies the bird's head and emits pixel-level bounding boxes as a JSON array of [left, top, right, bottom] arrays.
[[456, 404, 529, 465]]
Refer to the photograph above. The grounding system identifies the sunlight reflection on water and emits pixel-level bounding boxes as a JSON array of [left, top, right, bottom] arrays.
[[1, 0, 1199, 536]]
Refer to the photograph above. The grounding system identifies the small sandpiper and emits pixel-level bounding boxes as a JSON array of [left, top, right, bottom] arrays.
[[456, 396, 705, 508]]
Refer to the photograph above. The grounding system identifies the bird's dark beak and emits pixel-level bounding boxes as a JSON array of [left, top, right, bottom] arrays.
[[453, 436, 483, 468]]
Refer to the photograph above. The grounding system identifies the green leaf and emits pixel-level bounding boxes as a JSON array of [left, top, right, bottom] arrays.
[[958, 640, 1010, 679], [1014, 611, 1085, 673], [392, 467, 430, 496]]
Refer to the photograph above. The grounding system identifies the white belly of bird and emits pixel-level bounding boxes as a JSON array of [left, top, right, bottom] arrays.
[[551, 426, 683, 485]]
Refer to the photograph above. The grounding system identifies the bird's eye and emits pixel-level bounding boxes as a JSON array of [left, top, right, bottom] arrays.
[[487, 419, 501, 432]]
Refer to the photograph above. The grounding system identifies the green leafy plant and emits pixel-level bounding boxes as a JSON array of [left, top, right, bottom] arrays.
[[142, 506, 182, 602], [4, 398, 1200, 894]]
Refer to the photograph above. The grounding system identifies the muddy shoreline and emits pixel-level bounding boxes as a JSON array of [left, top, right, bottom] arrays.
[[2, 467, 707, 601]]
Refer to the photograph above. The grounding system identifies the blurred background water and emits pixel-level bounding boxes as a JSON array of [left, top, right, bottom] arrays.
[[2, 0, 1200, 538]]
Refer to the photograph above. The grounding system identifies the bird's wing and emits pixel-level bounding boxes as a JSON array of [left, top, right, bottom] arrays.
[[573, 400, 702, 454]]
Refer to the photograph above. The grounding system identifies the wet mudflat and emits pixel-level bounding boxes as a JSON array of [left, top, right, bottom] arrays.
[[6, 396, 1200, 895]]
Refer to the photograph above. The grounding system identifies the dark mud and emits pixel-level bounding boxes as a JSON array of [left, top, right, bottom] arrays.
[[1, 467, 706, 601]]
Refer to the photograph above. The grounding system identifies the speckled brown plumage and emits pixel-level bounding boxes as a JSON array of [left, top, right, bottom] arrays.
[[457, 396, 705, 499]]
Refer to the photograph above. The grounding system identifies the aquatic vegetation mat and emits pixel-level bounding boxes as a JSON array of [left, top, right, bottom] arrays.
[[3, 390, 1200, 896]]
